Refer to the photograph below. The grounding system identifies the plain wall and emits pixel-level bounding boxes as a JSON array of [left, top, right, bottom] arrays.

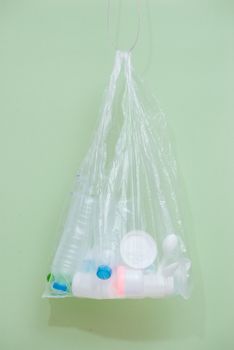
[[0, 0, 233, 349]]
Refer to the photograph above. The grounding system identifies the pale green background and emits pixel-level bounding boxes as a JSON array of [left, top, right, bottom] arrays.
[[0, 0, 234, 349]]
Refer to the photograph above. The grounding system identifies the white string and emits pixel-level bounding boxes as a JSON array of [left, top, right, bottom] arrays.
[[107, 0, 141, 53]]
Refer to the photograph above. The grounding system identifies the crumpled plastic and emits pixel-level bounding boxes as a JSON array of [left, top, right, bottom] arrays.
[[43, 51, 191, 299]]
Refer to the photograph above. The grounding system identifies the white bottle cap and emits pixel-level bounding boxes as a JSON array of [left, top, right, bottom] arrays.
[[120, 230, 157, 269]]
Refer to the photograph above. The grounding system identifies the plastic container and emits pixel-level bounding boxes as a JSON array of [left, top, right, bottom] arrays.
[[43, 51, 191, 299]]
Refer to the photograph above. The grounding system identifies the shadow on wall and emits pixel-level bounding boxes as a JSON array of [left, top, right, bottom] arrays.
[[48, 286, 205, 341]]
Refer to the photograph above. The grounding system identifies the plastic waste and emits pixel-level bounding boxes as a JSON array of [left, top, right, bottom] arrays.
[[43, 51, 191, 299]]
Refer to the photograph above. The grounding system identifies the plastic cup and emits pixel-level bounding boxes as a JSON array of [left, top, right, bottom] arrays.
[[120, 230, 157, 269]]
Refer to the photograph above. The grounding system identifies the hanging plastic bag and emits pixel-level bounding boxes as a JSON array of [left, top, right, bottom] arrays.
[[43, 51, 191, 299]]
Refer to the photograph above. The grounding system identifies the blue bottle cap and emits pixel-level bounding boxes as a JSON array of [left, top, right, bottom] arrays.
[[96, 265, 112, 280], [52, 281, 68, 292]]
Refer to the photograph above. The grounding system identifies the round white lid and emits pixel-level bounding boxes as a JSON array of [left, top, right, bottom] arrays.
[[120, 230, 157, 269]]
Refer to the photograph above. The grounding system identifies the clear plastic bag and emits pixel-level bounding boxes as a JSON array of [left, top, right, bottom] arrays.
[[43, 51, 191, 299]]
